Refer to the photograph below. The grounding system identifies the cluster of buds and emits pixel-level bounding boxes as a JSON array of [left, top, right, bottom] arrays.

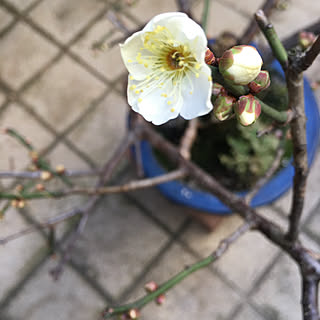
[[212, 45, 271, 126], [144, 281, 166, 306]]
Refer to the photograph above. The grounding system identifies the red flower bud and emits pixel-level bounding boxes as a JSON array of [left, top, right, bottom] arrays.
[[248, 70, 270, 93]]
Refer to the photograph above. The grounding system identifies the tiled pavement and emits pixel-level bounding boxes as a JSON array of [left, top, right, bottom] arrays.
[[0, 0, 319, 319]]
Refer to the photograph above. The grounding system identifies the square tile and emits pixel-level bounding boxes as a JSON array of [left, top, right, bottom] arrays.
[[0, 207, 45, 301], [270, 0, 320, 39], [71, 17, 126, 81], [217, 0, 265, 17], [305, 205, 320, 241], [124, 0, 178, 25], [192, 1, 250, 39], [28, 0, 106, 44], [0, 103, 54, 172], [273, 150, 320, 222], [22, 56, 106, 132], [67, 91, 128, 166], [0, 22, 59, 89], [126, 243, 241, 320], [251, 253, 320, 320], [1, 260, 106, 320], [0, 90, 6, 106], [128, 185, 188, 232], [6, 0, 38, 11], [0, 6, 14, 32], [181, 215, 280, 293], [233, 305, 265, 320], [71, 194, 170, 298]]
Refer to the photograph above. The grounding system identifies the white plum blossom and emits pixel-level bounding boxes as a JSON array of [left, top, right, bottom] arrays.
[[120, 12, 213, 125]]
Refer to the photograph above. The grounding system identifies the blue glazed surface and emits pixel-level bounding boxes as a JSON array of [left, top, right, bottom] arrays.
[[139, 61, 320, 215]]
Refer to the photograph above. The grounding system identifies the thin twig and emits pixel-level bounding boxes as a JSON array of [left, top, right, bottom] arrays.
[[255, 9, 288, 70], [239, 0, 279, 44], [0, 169, 187, 200], [0, 169, 101, 179], [297, 35, 320, 72], [201, 0, 211, 33], [179, 119, 198, 160], [102, 220, 254, 318]]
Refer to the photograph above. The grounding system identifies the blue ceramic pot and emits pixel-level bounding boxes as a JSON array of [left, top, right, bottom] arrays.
[[137, 62, 320, 215]]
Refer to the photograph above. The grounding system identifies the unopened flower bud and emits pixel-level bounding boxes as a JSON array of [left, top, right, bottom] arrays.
[[212, 83, 225, 97], [234, 94, 261, 126], [36, 183, 45, 191], [29, 151, 39, 162], [55, 164, 65, 174], [156, 294, 166, 305], [219, 45, 263, 85], [18, 200, 25, 208], [299, 31, 316, 50], [144, 281, 158, 292], [128, 309, 140, 319], [213, 93, 235, 121], [11, 199, 19, 208], [41, 171, 52, 181], [248, 70, 270, 93], [205, 48, 216, 65]]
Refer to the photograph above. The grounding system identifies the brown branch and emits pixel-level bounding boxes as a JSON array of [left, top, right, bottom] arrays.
[[179, 119, 198, 160], [239, 0, 279, 44], [286, 62, 308, 243], [301, 277, 320, 320], [297, 35, 320, 72], [140, 124, 320, 276], [245, 142, 285, 204]]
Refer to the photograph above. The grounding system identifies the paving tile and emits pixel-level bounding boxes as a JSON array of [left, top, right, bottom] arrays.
[[192, 1, 250, 39], [71, 17, 126, 81], [181, 214, 280, 293], [0, 207, 45, 301], [251, 251, 320, 320], [124, 0, 178, 25], [28, 0, 106, 44], [6, 0, 38, 11], [126, 243, 241, 320], [0, 102, 53, 172], [67, 91, 128, 166], [272, 150, 320, 222], [0, 90, 6, 106], [304, 204, 320, 242], [22, 56, 106, 132], [0, 6, 13, 32], [0, 22, 59, 90], [70, 194, 170, 299], [1, 260, 106, 320], [180, 214, 245, 257], [217, 0, 265, 17], [128, 186, 188, 232], [270, 0, 320, 39], [233, 305, 265, 320]]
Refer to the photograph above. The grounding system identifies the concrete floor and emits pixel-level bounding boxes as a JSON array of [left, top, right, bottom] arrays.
[[0, 0, 320, 319]]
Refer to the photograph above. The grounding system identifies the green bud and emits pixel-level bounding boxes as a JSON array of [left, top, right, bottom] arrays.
[[248, 70, 270, 93], [234, 94, 261, 126], [213, 93, 235, 121]]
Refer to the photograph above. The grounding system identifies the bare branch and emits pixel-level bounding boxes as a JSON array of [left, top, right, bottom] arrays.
[[301, 277, 320, 320], [179, 119, 198, 160], [297, 35, 320, 72]]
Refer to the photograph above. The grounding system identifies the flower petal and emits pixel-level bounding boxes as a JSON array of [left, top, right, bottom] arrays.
[[120, 31, 149, 80], [179, 64, 213, 119], [128, 77, 182, 125]]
